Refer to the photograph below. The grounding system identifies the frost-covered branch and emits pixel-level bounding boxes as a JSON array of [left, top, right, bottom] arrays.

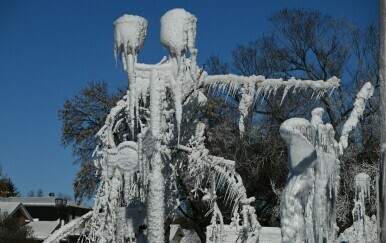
[[43, 211, 92, 243], [339, 82, 374, 154], [203, 75, 340, 135]]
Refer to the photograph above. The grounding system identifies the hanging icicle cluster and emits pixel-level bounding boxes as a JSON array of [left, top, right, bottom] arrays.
[[337, 173, 376, 243], [203, 74, 340, 136]]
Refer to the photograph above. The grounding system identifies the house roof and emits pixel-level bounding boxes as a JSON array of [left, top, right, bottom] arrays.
[[27, 220, 60, 240], [0, 197, 91, 210], [0, 201, 33, 221]]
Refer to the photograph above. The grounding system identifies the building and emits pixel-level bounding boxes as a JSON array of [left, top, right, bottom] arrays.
[[0, 201, 33, 226], [0, 197, 91, 242]]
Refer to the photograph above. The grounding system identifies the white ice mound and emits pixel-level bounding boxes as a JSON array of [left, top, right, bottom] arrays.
[[160, 8, 197, 56], [114, 14, 148, 61], [280, 118, 316, 175]]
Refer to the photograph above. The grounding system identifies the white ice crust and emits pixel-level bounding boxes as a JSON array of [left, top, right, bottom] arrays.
[[114, 14, 148, 70], [160, 9, 197, 56]]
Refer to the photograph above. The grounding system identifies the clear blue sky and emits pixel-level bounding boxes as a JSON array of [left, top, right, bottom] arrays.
[[0, 0, 378, 201]]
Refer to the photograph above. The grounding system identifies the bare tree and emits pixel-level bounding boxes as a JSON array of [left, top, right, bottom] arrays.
[[59, 81, 124, 203]]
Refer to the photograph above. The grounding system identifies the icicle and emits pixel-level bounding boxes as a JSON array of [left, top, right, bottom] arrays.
[[170, 75, 182, 144], [150, 68, 161, 137]]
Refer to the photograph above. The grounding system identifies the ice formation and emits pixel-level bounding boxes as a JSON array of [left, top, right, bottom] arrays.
[[336, 173, 374, 243], [339, 82, 374, 154], [114, 14, 148, 69], [78, 9, 264, 243], [280, 82, 374, 243], [203, 75, 340, 136], [57, 8, 357, 243], [280, 111, 340, 243]]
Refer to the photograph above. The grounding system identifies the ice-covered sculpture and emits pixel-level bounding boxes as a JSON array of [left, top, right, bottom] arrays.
[[280, 82, 374, 243], [42, 8, 349, 243]]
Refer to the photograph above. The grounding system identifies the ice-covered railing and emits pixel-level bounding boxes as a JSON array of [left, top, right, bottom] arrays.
[[202, 75, 340, 135]]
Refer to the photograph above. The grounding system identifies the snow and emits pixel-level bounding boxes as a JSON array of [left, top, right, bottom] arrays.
[[28, 220, 60, 240], [206, 225, 281, 243], [0, 202, 22, 216]]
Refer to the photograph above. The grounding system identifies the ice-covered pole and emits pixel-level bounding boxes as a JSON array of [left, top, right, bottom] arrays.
[[380, 0, 386, 241]]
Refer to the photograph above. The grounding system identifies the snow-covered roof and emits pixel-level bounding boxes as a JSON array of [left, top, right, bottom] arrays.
[[0, 201, 33, 221], [27, 220, 60, 240], [0, 197, 91, 210]]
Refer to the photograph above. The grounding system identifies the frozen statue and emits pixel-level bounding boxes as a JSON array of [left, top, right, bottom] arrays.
[[280, 82, 374, 243]]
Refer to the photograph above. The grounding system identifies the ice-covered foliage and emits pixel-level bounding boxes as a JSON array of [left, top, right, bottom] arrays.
[[280, 82, 374, 243]]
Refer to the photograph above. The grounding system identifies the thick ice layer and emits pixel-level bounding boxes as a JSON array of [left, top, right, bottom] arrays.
[[114, 14, 148, 68], [339, 82, 374, 153], [160, 9, 197, 57]]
